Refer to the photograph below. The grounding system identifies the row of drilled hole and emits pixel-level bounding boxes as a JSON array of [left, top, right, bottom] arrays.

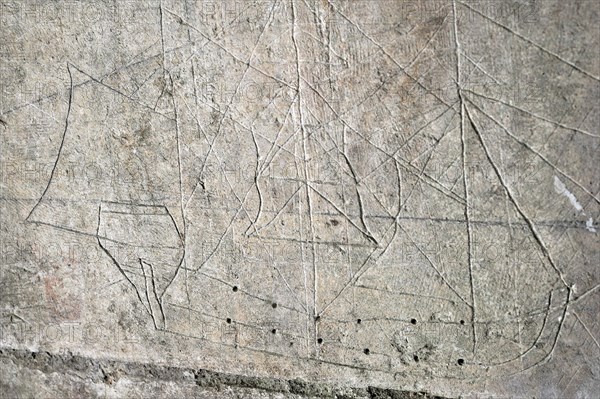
[[230, 286, 467, 365], [233, 287, 466, 325]]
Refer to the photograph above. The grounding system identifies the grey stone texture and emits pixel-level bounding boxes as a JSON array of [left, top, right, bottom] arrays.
[[1, 1, 599, 398]]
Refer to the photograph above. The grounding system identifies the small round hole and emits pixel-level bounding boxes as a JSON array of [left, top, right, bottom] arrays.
[[363, 348, 370, 355], [357, 318, 362, 324], [272, 303, 278, 309], [315, 315, 321, 322], [226, 318, 232, 324], [413, 355, 419, 362], [232, 286, 238, 292], [460, 320, 465, 325], [457, 358, 464, 366], [410, 318, 417, 325], [271, 328, 277, 334], [317, 338, 323, 344]]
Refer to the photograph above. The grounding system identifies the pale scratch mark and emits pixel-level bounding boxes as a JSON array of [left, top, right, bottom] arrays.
[[516, 307, 523, 367], [298, 28, 347, 67], [177, 8, 193, 314], [344, 162, 402, 258], [96, 205, 152, 320], [258, 124, 305, 177], [464, 104, 570, 289], [182, 96, 296, 211], [139, 259, 160, 330], [69, 64, 176, 120], [460, 51, 504, 85], [479, 291, 560, 370], [199, 268, 307, 315], [458, 0, 600, 82], [573, 311, 600, 349], [326, 0, 454, 109], [338, 71, 404, 119], [465, 89, 600, 139], [303, 70, 458, 184], [319, 177, 459, 318], [341, 126, 356, 314], [561, 365, 583, 397], [395, 161, 403, 213], [196, 0, 282, 187], [572, 284, 600, 304], [391, 150, 467, 206], [159, 1, 168, 82], [541, 109, 574, 151], [195, 153, 258, 253], [307, 182, 378, 245], [359, 100, 459, 185], [295, 107, 359, 185], [403, 113, 459, 208], [397, 223, 472, 308], [244, 124, 264, 236], [178, 102, 278, 210], [452, 0, 462, 85], [25, 63, 73, 223], [3, 39, 161, 117], [163, 8, 297, 91], [464, 96, 600, 205], [94, 279, 125, 292], [351, 171, 398, 246], [298, 75, 463, 210], [340, 151, 378, 245], [257, 93, 299, 175], [512, 288, 571, 375], [290, 99, 312, 352], [250, 172, 311, 316], [404, 11, 452, 72], [157, 208, 186, 305], [355, 284, 460, 306], [453, 0, 477, 354], [271, 262, 310, 314], [184, 0, 198, 108], [170, 86, 187, 245], [154, 1, 172, 111], [317, 220, 397, 318], [139, 258, 167, 330], [460, 102, 478, 354], [23, 99, 61, 125], [446, 155, 464, 194], [250, 186, 303, 237], [291, 0, 319, 355], [176, 100, 308, 311], [129, 66, 162, 98], [498, 146, 516, 245], [408, 111, 458, 165]]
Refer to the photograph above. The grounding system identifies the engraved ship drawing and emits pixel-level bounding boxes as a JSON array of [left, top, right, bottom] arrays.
[[24, 0, 598, 380]]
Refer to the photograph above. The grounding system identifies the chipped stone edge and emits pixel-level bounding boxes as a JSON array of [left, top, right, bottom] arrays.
[[0, 347, 452, 398]]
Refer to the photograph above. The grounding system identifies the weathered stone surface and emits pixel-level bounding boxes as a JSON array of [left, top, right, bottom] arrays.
[[1, 1, 599, 398]]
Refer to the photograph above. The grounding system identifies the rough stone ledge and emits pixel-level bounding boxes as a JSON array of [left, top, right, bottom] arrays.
[[0, 347, 450, 399]]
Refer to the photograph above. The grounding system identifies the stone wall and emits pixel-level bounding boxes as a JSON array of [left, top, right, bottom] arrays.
[[1, 1, 599, 397]]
